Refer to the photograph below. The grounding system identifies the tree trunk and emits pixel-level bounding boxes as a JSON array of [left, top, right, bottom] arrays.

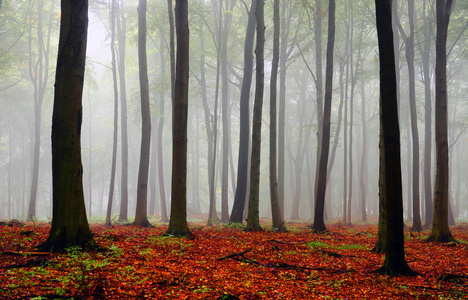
[[312, 0, 335, 233], [166, 0, 190, 236], [105, 0, 119, 226], [245, 0, 264, 232], [230, 0, 256, 224], [158, 34, 168, 222], [427, 0, 455, 243], [270, 0, 286, 231], [37, 0, 96, 252], [134, 0, 152, 227], [374, 0, 416, 275], [421, 0, 433, 229], [118, 0, 129, 222]]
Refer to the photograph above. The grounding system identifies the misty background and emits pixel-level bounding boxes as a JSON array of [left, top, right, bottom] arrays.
[[1, 0, 467, 224]]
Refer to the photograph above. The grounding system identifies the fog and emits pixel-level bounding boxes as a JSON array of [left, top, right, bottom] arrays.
[[1, 0, 467, 224]]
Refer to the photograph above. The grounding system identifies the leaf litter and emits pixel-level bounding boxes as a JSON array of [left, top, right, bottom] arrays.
[[1, 221, 467, 299]]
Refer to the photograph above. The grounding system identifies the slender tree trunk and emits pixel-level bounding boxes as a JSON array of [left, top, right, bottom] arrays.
[[313, 0, 324, 204], [105, 0, 119, 226], [359, 80, 368, 222], [270, 0, 286, 231], [312, 0, 335, 233], [427, 0, 455, 243], [158, 34, 168, 222], [230, 0, 256, 224], [166, 0, 190, 236], [134, 0, 152, 227], [118, 0, 129, 222], [245, 0, 264, 232], [421, 0, 433, 229]]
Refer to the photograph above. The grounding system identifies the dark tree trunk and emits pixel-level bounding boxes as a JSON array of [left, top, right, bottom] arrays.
[[312, 0, 335, 233], [134, 0, 152, 227], [270, 0, 286, 231], [230, 0, 256, 224], [166, 0, 190, 236], [427, 0, 455, 243], [37, 0, 96, 252], [374, 0, 416, 276], [245, 0, 264, 232]]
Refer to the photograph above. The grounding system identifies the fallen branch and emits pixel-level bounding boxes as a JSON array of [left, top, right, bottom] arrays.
[[217, 248, 345, 273], [1, 251, 51, 256]]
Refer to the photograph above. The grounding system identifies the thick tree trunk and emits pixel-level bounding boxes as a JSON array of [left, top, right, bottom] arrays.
[[38, 0, 95, 252], [374, 0, 416, 275], [166, 0, 190, 236]]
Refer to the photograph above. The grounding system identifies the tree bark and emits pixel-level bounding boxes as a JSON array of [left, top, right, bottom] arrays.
[[37, 0, 96, 252], [245, 0, 264, 232], [166, 0, 190, 236], [374, 0, 416, 275], [105, 0, 119, 226], [117, 0, 129, 222], [427, 0, 455, 242], [270, 0, 286, 231], [134, 0, 152, 227], [312, 0, 335, 233], [230, 0, 256, 224]]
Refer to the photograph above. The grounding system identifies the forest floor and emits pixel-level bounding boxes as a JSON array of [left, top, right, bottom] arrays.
[[0, 219, 467, 299]]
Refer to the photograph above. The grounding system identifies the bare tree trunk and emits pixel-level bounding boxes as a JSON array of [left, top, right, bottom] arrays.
[[231, 0, 256, 224], [427, 0, 455, 243], [270, 0, 286, 231], [374, 0, 416, 275], [134, 0, 152, 227], [38, 0, 96, 252], [166, 0, 190, 236], [245, 0, 264, 232], [105, 0, 119, 226], [312, 0, 335, 233], [118, 0, 129, 222]]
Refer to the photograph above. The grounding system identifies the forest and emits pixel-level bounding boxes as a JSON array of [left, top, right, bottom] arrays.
[[1, 0, 468, 298]]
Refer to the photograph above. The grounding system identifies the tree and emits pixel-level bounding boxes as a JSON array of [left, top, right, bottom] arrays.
[[374, 0, 416, 276], [27, 0, 56, 220], [105, 0, 119, 226], [312, 0, 335, 233], [134, 0, 152, 227], [395, 0, 422, 232], [230, 0, 256, 224], [117, 0, 129, 222], [245, 0, 264, 232], [427, 0, 456, 243], [37, 0, 96, 252], [166, 0, 190, 236], [269, 0, 286, 231]]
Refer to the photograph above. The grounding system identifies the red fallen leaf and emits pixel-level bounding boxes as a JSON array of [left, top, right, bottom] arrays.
[[0, 222, 467, 299]]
